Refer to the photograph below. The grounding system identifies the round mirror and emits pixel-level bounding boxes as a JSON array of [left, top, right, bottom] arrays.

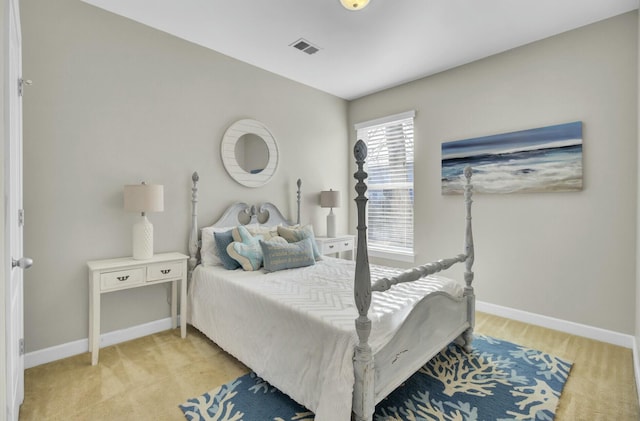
[[234, 133, 269, 174], [221, 119, 279, 188]]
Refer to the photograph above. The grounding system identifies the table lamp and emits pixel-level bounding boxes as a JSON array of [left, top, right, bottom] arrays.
[[124, 182, 164, 260], [320, 189, 340, 238]]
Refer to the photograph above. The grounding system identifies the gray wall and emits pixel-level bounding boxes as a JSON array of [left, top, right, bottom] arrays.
[[19, 0, 640, 354], [349, 12, 638, 335], [21, 0, 349, 352]]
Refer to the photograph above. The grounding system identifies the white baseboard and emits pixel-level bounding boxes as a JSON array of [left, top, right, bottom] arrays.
[[477, 300, 634, 348], [26, 303, 635, 369], [25, 317, 178, 369]]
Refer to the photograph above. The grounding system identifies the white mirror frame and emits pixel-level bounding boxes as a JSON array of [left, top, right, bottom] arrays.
[[221, 119, 279, 188]]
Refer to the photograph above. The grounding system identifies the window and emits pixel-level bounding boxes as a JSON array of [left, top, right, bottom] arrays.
[[355, 111, 415, 262]]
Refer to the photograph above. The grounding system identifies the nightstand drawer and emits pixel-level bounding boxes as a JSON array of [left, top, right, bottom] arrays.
[[319, 238, 354, 254], [148, 261, 183, 281], [100, 268, 144, 291]]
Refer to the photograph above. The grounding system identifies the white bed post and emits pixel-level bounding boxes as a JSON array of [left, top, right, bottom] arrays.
[[352, 140, 375, 421], [296, 178, 302, 225], [188, 171, 199, 282], [462, 166, 475, 352]]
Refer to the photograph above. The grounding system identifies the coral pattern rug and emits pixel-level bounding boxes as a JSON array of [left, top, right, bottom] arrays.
[[180, 335, 572, 420]]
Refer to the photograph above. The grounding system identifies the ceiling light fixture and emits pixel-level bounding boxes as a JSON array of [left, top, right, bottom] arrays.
[[340, 0, 370, 11]]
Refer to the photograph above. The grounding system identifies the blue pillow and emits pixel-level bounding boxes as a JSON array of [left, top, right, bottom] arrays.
[[226, 225, 265, 271], [260, 238, 316, 272], [214, 229, 241, 270]]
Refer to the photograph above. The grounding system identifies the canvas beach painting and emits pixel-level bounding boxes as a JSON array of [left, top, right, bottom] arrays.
[[441, 121, 583, 194]]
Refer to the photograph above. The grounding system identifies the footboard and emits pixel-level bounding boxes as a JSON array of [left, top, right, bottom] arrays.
[[373, 293, 469, 404], [351, 140, 475, 421]]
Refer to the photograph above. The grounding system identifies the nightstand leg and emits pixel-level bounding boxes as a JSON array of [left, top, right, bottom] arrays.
[[90, 274, 100, 365], [171, 280, 177, 329], [180, 273, 187, 338], [88, 279, 93, 353]]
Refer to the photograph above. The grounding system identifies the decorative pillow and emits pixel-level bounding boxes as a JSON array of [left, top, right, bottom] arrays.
[[232, 224, 280, 242], [227, 225, 264, 271], [200, 226, 234, 266], [214, 229, 241, 270], [260, 238, 316, 272], [249, 225, 280, 241], [277, 225, 321, 260]]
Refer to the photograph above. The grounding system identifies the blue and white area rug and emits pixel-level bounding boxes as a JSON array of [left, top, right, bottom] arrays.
[[180, 335, 572, 421]]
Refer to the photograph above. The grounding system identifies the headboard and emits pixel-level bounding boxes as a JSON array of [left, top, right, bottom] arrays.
[[209, 202, 294, 227], [187, 172, 302, 279]]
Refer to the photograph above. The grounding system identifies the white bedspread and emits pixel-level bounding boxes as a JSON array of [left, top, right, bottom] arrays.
[[188, 257, 463, 421]]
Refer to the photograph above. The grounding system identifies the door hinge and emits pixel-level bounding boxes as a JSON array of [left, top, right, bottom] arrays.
[[18, 78, 32, 97], [18, 209, 24, 227], [19, 339, 24, 356]]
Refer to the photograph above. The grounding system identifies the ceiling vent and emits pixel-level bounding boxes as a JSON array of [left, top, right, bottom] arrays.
[[290, 38, 320, 55]]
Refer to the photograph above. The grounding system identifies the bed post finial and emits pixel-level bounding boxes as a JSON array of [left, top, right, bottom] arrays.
[[352, 139, 374, 421], [462, 166, 475, 352], [296, 178, 302, 225], [188, 172, 200, 282]]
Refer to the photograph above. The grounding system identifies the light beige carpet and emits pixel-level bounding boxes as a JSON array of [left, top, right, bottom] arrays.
[[20, 312, 639, 420]]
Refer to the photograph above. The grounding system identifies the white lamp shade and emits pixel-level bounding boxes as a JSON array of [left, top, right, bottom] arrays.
[[340, 0, 370, 11], [124, 184, 164, 213], [320, 190, 341, 208]]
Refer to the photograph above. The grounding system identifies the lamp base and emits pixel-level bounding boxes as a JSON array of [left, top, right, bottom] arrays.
[[326, 210, 336, 238], [133, 215, 154, 260]]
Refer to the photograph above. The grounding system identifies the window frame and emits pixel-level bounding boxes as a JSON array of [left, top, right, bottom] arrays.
[[354, 110, 416, 262]]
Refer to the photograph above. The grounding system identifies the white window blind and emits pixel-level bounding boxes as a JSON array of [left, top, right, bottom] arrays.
[[355, 111, 415, 259]]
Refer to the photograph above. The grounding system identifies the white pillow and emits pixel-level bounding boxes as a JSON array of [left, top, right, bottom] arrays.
[[200, 225, 234, 266]]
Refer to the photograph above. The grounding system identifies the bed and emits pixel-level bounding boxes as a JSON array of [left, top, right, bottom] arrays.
[[186, 140, 475, 421]]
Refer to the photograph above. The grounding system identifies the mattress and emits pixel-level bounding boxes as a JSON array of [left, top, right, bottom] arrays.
[[188, 257, 463, 421]]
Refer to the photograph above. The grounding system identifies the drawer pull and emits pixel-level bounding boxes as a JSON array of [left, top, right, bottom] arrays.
[[328, 245, 334, 249], [344, 242, 349, 246], [160, 269, 171, 275], [117, 275, 129, 281]]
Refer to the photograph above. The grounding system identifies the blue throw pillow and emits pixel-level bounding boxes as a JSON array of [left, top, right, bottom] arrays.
[[226, 225, 265, 271], [260, 238, 316, 272], [214, 229, 241, 270]]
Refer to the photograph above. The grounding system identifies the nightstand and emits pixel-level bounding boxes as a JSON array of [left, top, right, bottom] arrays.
[[315, 235, 355, 260], [87, 252, 188, 365]]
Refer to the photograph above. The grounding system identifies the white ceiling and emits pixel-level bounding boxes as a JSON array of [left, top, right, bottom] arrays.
[[81, 0, 638, 100]]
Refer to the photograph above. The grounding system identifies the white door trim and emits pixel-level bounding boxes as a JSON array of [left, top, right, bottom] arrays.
[[5, 0, 24, 419], [1, 0, 8, 417]]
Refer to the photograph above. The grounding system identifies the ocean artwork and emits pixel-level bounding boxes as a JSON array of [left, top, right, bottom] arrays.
[[441, 122, 583, 194]]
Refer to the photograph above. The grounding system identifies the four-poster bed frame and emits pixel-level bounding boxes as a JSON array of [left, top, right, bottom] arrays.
[[186, 139, 475, 421]]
